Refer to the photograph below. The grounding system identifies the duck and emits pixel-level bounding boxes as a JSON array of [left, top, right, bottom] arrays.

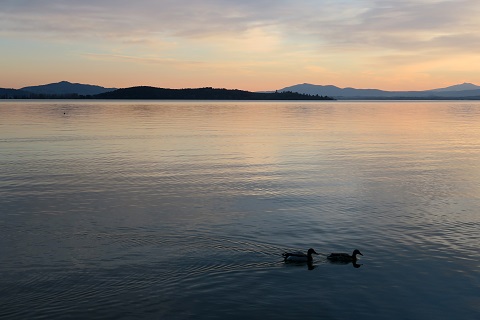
[[327, 249, 363, 262], [283, 248, 318, 262]]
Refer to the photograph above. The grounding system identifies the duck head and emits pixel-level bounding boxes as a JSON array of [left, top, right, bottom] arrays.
[[307, 248, 319, 256], [352, 249, 363, 257]]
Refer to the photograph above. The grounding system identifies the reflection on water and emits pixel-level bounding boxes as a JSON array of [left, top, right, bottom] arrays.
[[1, 100, 480, 319], [284, 260, 317, 270], [326, 259, 363, 268]]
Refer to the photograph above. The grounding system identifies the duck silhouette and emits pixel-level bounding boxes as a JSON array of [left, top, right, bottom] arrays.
[[327, 249, 363, 262]]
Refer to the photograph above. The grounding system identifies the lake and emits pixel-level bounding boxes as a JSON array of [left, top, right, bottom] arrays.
[[1, 100, 479, 319]]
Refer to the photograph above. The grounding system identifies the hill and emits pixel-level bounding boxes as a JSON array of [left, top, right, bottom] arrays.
[[21, 81, 116, 96], [428, 83, 480, 92], [95, 86, 334, 100], [279, 83, 480, 100]]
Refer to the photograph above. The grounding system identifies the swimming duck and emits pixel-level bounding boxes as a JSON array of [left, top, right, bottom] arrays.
[[327, 249, 363, 262], [283, 248, 318, 262]]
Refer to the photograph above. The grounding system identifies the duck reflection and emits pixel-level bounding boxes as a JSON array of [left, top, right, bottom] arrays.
[[283, 260, 317, 270], [327, 259, 362, 268]]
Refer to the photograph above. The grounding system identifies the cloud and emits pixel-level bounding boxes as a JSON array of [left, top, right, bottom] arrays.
[[82, 52, 205, 66], [284, 0, 480, 51], [2, 0, 480, 54], [0, 0, 286, 39], [2, 0, 480, 90]]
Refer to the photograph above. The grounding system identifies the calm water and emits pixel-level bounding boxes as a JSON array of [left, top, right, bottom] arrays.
[[1, 100, 479, 319]]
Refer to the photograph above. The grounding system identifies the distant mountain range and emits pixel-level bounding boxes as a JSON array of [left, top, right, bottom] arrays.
[[0, 81, 331, 100], [278, 82, 480, 99], [2, 81, 480, 100]]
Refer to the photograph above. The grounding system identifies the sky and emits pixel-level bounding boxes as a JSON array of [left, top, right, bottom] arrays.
[[1, 0, 480, 91]]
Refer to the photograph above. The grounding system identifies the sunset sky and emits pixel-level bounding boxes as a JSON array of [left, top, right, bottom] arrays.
[[1, 0, 480, 91]]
